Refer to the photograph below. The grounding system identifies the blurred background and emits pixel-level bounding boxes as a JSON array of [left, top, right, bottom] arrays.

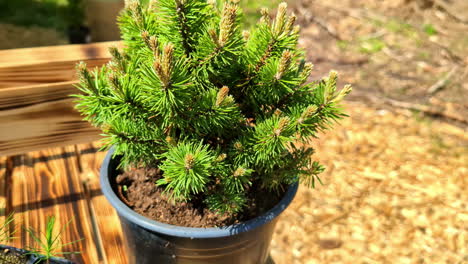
[[0, 0, 466, 263]]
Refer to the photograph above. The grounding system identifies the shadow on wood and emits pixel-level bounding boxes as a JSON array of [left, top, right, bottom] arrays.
[[266, 255, 276, 264]]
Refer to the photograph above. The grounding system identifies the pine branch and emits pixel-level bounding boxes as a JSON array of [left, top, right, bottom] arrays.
[[74, 1, 351, 215], [174, 0, 193, 56]]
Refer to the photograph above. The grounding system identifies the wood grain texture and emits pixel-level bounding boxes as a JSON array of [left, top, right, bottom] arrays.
[[0, 59, 110, 89], [8, 147, 100, 263], [0, 82, 101, 156], [0, 157, 6, 225], [0, 41, 121, 69], [0, 41, 128, 155], [77, 142, 127, 264]]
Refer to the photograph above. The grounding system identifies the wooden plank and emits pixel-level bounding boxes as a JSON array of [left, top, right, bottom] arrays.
[[9, 147, 100, 263], [0, 82, 101, 156], [0, 41, 121, 69], [77, 142, 127, 264], [0, 157, 6, 225], [0, 59, 110, 89]]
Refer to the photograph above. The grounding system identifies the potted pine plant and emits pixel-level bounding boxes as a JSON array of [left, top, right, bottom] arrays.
[[0, 213, 79, 264], [74, 0, 351, 263]]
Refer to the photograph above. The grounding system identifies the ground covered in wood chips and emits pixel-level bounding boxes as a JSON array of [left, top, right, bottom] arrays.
[[270, 102, 467, 264]]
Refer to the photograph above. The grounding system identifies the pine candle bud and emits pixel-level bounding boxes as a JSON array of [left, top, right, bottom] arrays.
[[216, 86, 229, 107], [155, 43, 174, 86], [148, 0, 157, 10], [109, 47, 122, 61], [233, 141, 243, 151], [109, 47, 126, 72], [273, 109, 282, 116], [216, 153, 227, 162], [76, 62, 97, 94], [184, 154, 195, 170], [275, 117, 290, 136], [153, 61, 165, 83], [325, 70, 338, 102], [124, 0, 137, 8], [166, 136, 176, 146], [332, 84, 353, 103], [208, 29, 219, 46], [260, 8, 269, 24], [242, 30, 250, 41], [233, 167, 246, 177], [285, 13, 297, 32], [108, 74, 120, 91], [149, 36, 159, 56], [141, 31, 151, 48], [328, 70, 338, 83], [127, 0, 142, 25], [276, 50, 292, 80], [292, 25, 301, 35], [298, 105, 318, 124], [219, 3, 238, 46], [207, 0, 216, 7], [76, 61, 88, 79], [300, 62, 314, 83], [273, 2, 288, 36]]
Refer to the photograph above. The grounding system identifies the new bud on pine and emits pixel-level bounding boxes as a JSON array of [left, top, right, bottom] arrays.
[[216, 86, 229, 107], [208, 29, 219, 47], [184, 153, 195, 170], [108, 74, 121, 93], [76, 62, 97, 94], [331, 84, 353, 103], [219, 3, 238, 46], [233, 141, 243, 151], [325, 70, 338, 102], [242, 30, 250, 41], [276, 50, 292, 80], [141, 31, 151, 48], [109, 47, 126, 73], [216, 153, 227, 162], [162, 43, 175, 76], [207, 0, 216, 7], [166, 136, 176, 146], [273, 2, 288, 36], [298, 105, 318, 124], [275, 117, 290, 136], [300, 62, 314, 83], [260, 8, 270, 24], [149, 36, 159, 55], [292, 25, 301, 35], [285, 13, 297, 32], [127, 0, 142, 25], [154, 43, 175, 87], [273, 109, 282, 116], [233, 167, 246, 177]]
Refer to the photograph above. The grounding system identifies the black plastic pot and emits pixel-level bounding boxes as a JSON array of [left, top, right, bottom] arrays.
[[100, 148, 298, 264], [0, 245, 74, 264]]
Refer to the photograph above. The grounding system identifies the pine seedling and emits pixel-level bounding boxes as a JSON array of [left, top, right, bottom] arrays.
[[74, 0, 351, 214], [25, 216, 82, 264], [0, 212, 16, 243]]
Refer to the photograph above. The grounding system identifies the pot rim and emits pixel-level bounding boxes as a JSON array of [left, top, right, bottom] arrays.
[[100, 147, 298, 239]]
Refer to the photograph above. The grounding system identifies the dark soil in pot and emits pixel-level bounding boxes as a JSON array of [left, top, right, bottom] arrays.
[[114, 167, 286, 228], [0, 247, 27, 264]]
